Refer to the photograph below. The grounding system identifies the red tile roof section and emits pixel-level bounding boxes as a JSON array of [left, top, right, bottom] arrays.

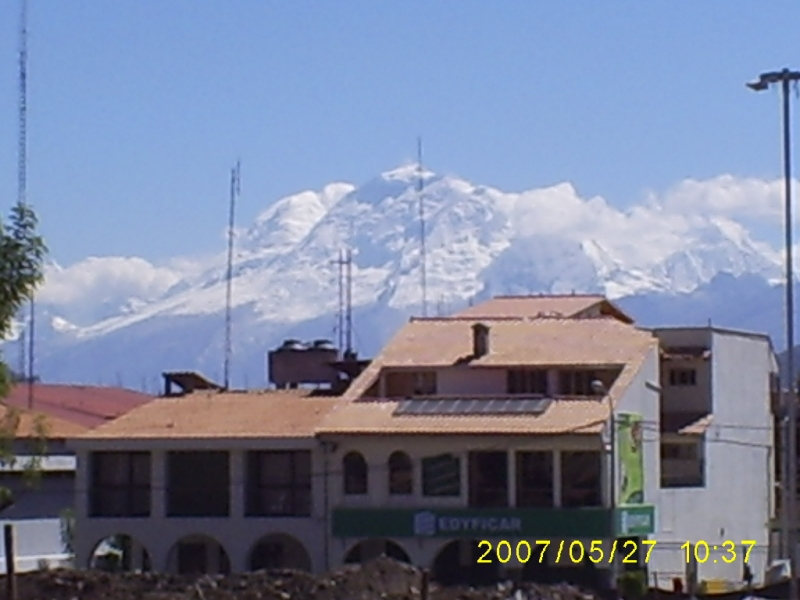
[[3, 384, 153, 429]]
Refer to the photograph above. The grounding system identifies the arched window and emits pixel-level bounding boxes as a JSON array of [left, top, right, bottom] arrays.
[[343, 451, 368, 495], [388, 451, 413, 495]]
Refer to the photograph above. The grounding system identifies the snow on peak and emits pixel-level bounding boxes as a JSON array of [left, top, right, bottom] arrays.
[[380, 162, 434, 182], [23, 167, 792, 347], [243, 183, 355, 252]]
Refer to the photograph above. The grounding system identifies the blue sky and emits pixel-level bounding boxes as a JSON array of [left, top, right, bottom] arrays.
[[0, 1, 799, 265]]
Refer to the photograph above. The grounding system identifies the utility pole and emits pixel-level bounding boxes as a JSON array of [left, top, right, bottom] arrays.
[[223, 160, 241, 391], [747, 68, 800, 599]]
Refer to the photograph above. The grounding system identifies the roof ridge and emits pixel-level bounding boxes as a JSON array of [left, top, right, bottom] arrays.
[[492, 293, 605, 299]]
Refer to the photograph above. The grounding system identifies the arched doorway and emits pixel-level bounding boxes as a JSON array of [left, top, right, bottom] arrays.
[[166, 534, 230, 575], [249, 534, 312, 571], [432, 540, 500, 587], [344, 539, 411, 564], [88, 534, 151, 572]]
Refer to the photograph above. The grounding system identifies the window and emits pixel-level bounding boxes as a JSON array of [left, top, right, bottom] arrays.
[[468, 451, 508, 507], [561, 451, 602, 507], [669, 369, 697, 386], [422, 453, 461, 497], [516, 451, 553, 507], [167, 451, 230, 517], [89, 451, 151, 517], [246, 451, 311, 517], [413, 372, 437, 395], [558, 370, 597, 396], [343, 451, 368, 495], [660, 440, 704, 488], [384, 371, 437, 397], [507, 370, 548, 395], [388, 451, 413, 495]]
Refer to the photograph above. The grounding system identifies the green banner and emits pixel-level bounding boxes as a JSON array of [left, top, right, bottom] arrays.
[[332, 507, 613, 539], [616, 412, 644, 505]]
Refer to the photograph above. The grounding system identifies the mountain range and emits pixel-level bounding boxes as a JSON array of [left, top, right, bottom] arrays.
[[2, 164, 798, 391]]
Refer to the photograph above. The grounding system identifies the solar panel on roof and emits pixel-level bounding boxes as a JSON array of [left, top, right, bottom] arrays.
[[393, 397, 552, 416]]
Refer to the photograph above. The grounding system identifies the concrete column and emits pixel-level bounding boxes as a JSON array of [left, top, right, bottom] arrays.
[[547, 369, 560, 395], [460, 452, 469, 504], [152, 450, 166, 518], [74, 449, 89, 519], [552, 450, 562, 507], [230, 450, 244, 519], [508, 451, 517, 507]]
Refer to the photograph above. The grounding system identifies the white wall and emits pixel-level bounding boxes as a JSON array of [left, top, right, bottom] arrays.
[[651, 329, 774, 587], [612, 347, 661, 509], [0, 518, 72, 574]]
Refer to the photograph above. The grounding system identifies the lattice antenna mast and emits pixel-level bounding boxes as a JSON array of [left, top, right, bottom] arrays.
[[345, 249, 353, 355], [223, 160, 241, 390], [417, 137, 428, 317], [16, 0, 35, 406], [336, 249, 345, 352]]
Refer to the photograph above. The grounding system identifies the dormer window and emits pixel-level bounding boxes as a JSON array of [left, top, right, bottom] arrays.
[[507, 369, 548, 395], [559, 370, 597, 396], [413, 371, 437, 395]]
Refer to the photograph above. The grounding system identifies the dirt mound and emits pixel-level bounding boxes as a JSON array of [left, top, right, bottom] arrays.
[[5, 557, 601, 600]]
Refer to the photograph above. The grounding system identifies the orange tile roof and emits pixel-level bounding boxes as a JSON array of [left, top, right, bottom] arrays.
[[348, 317, 654, 377], [0, 403, 89, 439], [316, 396, 609, 436], [455, 294, 633, 323], [78, 389, 346, 440], [321, 315, 656, 436]]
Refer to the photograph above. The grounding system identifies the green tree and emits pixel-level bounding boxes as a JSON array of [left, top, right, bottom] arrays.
[[0, 203, 47, 508]]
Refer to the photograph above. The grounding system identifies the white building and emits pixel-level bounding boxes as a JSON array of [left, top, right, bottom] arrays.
[[648, 326, 777, 589]]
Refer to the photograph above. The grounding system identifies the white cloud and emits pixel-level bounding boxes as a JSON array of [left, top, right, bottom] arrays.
[[655, 175, 789, 221], [38, 257, 183, 307]]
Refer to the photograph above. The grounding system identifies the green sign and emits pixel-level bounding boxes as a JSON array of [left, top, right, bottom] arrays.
[[614, 505, 656, 536], [617, 412, 645, 505], [332, 507, 613, 539]]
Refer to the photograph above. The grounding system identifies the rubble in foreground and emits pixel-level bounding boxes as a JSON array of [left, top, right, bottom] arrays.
[[5, 557, 602, 600]]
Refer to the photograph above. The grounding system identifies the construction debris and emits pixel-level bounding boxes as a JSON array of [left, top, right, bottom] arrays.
[[4, 557, 603, 600]]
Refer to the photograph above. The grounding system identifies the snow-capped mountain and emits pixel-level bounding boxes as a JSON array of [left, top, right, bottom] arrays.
[[2, 164, 794, 388]]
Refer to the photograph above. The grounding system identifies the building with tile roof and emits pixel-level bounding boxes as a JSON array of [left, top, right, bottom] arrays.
[[68, 296, 777, 591], [0, 384, 152, 574]]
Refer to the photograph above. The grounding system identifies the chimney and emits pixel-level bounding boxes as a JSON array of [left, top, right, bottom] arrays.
[[472, 323, 490, 358]]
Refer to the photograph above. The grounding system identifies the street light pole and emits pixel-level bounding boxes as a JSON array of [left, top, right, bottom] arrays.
[[594, 380, 617, 592], [748, 68, 800, 600]]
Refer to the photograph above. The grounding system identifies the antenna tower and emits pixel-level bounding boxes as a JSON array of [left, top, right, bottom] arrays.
[[16, 0, 34, 406], [223, 160, 241, 390], [334, 249, 345, 351], [417, 137, 428, 317], [345, 248, 353, 356]]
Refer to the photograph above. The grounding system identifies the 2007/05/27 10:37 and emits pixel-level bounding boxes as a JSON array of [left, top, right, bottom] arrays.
[[476, 540, 758, 565]]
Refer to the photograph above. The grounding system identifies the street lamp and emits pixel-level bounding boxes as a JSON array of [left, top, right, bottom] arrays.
[[593, 379, 617, 591], [747, 68, 800, 600]]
